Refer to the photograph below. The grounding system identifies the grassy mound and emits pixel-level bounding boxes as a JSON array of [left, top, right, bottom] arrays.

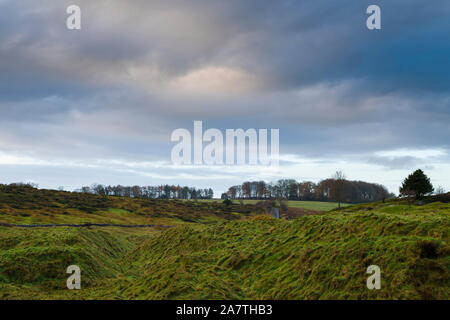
[[117, 203, 449, 300], [0, 227, 144, 297]]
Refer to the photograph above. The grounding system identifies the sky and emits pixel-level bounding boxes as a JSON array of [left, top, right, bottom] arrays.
[[0, 0, 449, 196]]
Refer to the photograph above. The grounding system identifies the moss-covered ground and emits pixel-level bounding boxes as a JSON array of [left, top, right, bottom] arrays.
[[0, 186, 448, 299]]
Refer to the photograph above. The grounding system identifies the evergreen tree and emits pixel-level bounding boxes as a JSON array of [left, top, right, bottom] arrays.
[[400, 169, 434, 199]]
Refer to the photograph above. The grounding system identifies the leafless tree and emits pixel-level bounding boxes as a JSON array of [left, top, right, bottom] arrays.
[[402, 189, 416, 208], [333, 170, 346, 208], [435, 186, 445, 195]]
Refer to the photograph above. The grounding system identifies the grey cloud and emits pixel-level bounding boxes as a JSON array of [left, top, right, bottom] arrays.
[[366, 155, 425, 170], [3, 0, 449, 95]]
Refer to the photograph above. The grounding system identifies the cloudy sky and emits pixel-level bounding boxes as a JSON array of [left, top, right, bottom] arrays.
[[0, 0, 449, 196]]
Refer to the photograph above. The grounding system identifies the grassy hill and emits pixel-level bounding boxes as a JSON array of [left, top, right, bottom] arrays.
[[0, 186, 448, 300], [0, 185, 261, 226]]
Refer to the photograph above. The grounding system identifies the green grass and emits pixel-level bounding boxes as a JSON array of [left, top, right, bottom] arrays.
[[197, 199, 351, 211], [0, 226, 158, 299], [114, 202, 449, 300], [286, 200, 351, 211], [0, 186, 448, 300]]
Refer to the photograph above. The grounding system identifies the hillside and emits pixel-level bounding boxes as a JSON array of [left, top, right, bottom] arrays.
[[0, 186, 449, 300], [0, 185, 261, 226], [116, 200, 450, 300]]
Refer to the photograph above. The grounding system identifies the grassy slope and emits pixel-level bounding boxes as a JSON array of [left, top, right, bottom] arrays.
[[0, 185, 260, 226], [0, 227, 147, 299], [0, 186, 448, 300], [116, 201, 449, 300]]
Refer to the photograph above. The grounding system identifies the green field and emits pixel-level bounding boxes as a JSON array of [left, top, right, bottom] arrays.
[[0, 186, 448, 300], [199, 199, 351, 211]]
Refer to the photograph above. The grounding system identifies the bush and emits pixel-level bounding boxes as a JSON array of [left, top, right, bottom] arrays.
[[222, 199, 232, 206], [417, 240, 440, 259]]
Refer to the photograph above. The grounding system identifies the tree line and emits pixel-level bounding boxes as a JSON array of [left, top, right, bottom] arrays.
[[76, 184, 214, 200], [4, 168, 445, 204], [222, 177, 395, 204]]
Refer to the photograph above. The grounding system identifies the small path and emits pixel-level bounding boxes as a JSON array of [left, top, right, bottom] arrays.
[[0, 223, 173, 228]]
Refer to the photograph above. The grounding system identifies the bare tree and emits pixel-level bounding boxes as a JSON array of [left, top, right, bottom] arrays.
[[380, 186, 389, 203], [333, 170, 346, 208], [435, 186, 445, 195], [402, 189, 416, 208]]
